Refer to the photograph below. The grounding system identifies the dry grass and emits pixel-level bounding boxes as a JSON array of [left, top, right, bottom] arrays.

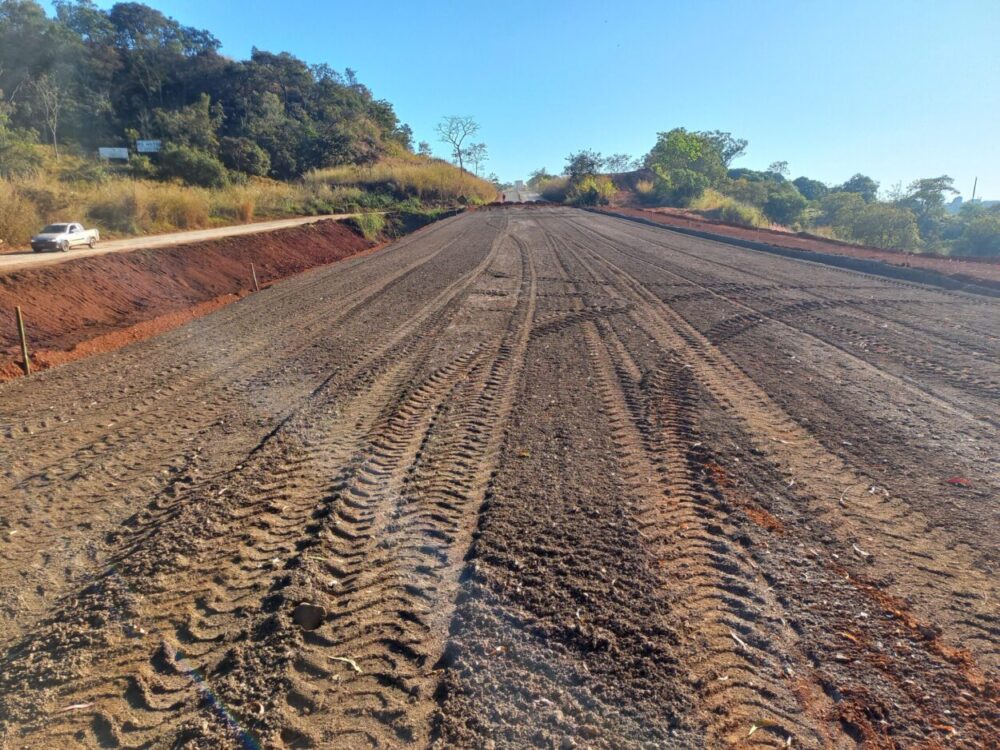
[[0, 152, 488, 246], [690, 189, 769, 228], [306, 156, 496, 204]]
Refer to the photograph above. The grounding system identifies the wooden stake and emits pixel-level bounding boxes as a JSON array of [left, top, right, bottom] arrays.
[[15, 306, 30, 376], [251, 263, 260, 292]]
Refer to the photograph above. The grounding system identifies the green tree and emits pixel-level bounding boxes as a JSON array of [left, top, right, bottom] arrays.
[[838, 173, 879, 202], [219, 135, 270, 176], [820, 191, 865, 227], [768, 160, 790, 178], [153, 92, 222, 151], [954, 207, 1000, 257], [702, 130, 748, 167], [898, 175, 957, 242], [565, 150, 604, 179], [792, 176, 828, 201], [645, 128, 725, 184], [763, 181, 807, 225], [846, 203, 920, 249]]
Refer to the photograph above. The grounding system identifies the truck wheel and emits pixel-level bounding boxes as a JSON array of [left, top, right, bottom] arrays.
[[88, 237, 96, 249]]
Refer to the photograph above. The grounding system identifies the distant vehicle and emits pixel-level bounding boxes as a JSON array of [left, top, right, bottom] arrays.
[[30, 223, 100, 253]]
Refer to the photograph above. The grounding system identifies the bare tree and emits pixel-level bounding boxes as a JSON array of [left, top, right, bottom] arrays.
[[435, 115, 478, 172], [33, 74, 64, 157], [466, 142, 488, 176]]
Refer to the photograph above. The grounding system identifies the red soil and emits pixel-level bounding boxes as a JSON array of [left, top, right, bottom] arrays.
[[601, 205, 1000, 287], [0, 220, 373, 378]]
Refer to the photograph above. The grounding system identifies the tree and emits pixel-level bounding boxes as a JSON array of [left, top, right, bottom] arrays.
[[435, 115, 478, 172], [845, 203, 920, 249], [763, 181, 807, 225], [768, 160, 789, 177], [466, 142, 488, 176], [417, 140, 432, 157], [604, 153, 634, 173], [838, 173, 879, 203], [898, 176, 957, 240], [32, 73, 64, 156], [153, 92, 222, 151], [955, 207, 1000, 257], [792, 176, 828, 201], [646, 128, 726, 185], [528, 167, 552, 189], [219, 135, 269, 176], [565, 150, 604, 179], [703, 130, 748, 167]]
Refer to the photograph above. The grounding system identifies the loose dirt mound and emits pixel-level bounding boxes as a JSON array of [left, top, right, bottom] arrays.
[[0, 220, 372, 377], [601, 205, 1000, 290]]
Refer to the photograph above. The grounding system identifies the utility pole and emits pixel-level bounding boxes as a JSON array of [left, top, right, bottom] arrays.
[[971, 177, 977, 201]]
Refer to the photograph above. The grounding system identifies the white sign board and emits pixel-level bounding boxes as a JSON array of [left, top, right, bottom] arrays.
[[98, 147, 129, 160], [136, 140, 162, 153]]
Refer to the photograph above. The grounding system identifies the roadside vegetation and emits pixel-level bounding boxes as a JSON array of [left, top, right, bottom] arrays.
[[0, 1, 494, 246], [532, 129, 999, 256]]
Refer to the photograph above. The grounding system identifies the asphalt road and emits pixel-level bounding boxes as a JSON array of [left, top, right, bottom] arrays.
[[0, 207, 995, 748], [0, 214, 356, 274]]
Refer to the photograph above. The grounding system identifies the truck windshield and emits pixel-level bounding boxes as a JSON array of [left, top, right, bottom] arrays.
[[41, 224, 70, 233]]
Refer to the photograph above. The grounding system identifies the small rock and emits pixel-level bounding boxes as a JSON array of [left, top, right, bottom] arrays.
[[292, 602, 326, 630]]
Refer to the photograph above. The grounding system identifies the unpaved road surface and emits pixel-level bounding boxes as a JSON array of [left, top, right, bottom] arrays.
[[0, 207, 997, 749], [0, 214, 357, 274]]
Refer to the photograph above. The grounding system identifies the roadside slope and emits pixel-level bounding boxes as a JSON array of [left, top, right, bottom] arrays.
[[0, 219, 373, 377], [0, 214, 359, 274]]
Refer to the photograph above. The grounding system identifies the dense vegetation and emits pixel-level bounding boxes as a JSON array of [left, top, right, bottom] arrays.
[[0, 0, 494, 245], [533, 129, 999, 257]]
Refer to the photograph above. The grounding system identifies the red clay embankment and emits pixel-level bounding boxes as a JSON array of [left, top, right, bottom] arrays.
[[0, 219, 373, 378]]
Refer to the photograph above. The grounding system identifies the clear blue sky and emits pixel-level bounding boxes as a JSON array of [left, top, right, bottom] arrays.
[[55, 1, 1000, 197]]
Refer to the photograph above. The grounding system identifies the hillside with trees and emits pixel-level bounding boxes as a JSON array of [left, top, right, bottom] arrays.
[[532, 129, 999, 257], [0, 0, 495, 246]]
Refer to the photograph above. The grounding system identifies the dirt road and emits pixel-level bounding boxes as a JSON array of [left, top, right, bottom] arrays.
[[0, 207, 996, 749], [0, 214, 357, 274]]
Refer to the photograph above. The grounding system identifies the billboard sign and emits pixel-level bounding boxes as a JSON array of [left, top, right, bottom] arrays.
[[98, 147, 129, 160], [136, 140, 162, 153]]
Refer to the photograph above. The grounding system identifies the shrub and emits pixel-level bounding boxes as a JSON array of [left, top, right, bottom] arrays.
[[158, 144, 229, 188], [650, 166, 709, 207], [763, 182, 807, 226], [635, 179, 657, 204], [349, 212, 386, 240], [567, 175, 615, 206], [539, 177, 569, 203], [718, 201, 767, 227]]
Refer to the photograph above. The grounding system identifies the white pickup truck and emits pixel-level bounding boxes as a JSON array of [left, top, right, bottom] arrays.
[[30, 222, 100, 252]]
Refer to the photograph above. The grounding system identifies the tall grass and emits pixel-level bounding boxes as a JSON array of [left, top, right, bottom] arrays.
[[0, 152, 490, 246], [306, 156, 496, 204], [689, 189, 769, 228]]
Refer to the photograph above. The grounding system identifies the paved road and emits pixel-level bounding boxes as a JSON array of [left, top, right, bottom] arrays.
[[0, 207, 995, 748], [0, 214, 356, 274]]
